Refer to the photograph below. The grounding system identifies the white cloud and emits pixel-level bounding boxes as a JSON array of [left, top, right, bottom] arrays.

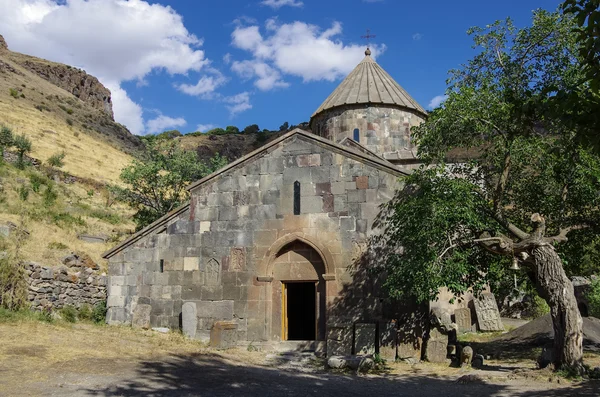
[[428, 94, 448, 109], [177, 73, 227, 97], [223, 92, 252, 116], [106, 82, 144, 135], [261, 0, 303, 9], [196, 123, 217, 132], [412, 33, 423, 41], [0, 0, 209, 134], [231, 60, 288, 91], [231, 20, 385, 83], [223, 53, 232, 65], [146, 114, 187, 135]]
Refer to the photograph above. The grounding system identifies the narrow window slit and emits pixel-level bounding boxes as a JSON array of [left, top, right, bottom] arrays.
[[159, 259, 164, 273], [293, 181, 301, 215], [353, 128, 360, 142]]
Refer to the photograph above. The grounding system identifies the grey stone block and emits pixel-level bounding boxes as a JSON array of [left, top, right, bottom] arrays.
[[182, 302, 197, 338], [196, 300, 234, 320]]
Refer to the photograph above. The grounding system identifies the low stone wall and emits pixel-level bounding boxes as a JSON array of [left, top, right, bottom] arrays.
[[25, 262, 107, 310]]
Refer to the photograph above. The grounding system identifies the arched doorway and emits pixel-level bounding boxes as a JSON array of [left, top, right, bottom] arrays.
[[271, 240, 327, 341]]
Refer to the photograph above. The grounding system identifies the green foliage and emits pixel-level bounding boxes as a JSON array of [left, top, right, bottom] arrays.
[[43, 184, 58, 207], [9, 88, 19, 98], [60, 305, 77, 323], [17, 185, 29, 202], [225, 125, 240, 134], [113, 139, 228, 229], [87, 189, 95, 197], [66, 118, 73, 126], [28, 171, 48, 193], [13, 134, 31, 169], [156, 129, 182, 140], [530, 294, 551, 319], [92, 301, 107, 324], [279, 121, 289, 131], [47, 152, 66, 168], [206, 127, 227, 135], [588, 278, 600, 317], [379, 10, 600, 304], [0, 308, 53, 323], [0, 125, 13, 160], [78, 304, 92, 321], [47, 241, 68, 250], [88, 209, 121, 224], [256, 131, 269, 144], [242, 124, 260, 134]]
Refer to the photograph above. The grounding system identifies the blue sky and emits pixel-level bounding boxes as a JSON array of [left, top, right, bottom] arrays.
[[1, 0, 562, 135]]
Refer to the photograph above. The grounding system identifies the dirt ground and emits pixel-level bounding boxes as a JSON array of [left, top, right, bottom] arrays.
[[1, 320, 599, 397]]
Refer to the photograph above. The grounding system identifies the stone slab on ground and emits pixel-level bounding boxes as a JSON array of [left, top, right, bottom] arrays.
[[473, 292, 504, 332], [131, 304, 151, 329], [424, 327, 448, 363], [210, 321, 238, 349], [182, 301, 197, 338]]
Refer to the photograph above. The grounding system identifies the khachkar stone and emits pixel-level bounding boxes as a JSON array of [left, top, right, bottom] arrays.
[[206, 258, 220, 285], [132, 304, 151, 329], [424, 327, 448, 363], [354, 323, 376, 355], [182, 302, 197, 338], [454, 308, 472, 334], [230, 247, 245, 272], [473, 292, 504, 332]]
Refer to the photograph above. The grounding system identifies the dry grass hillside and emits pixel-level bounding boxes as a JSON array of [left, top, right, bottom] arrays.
[[0, 40, 139, 185]]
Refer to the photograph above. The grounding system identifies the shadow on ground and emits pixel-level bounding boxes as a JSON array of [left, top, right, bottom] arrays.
[[83, 353, 600, 397]]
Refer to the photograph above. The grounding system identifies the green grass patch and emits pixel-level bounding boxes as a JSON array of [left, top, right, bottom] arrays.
[[88, 209, 121, 225], [0, 308, 53, 323]]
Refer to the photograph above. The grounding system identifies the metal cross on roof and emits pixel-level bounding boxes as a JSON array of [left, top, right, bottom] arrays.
[[361, 29, 376, 46]]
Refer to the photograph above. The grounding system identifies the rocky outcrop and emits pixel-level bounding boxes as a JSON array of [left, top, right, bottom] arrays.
[[0, 34, 7, 51], [19, 59, 114, 118]]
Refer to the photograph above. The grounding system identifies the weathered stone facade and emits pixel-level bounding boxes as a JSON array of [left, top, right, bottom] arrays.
[[104, 130, 418, 353], [311, 105, 425, 163], [26, 262, 107, 310]]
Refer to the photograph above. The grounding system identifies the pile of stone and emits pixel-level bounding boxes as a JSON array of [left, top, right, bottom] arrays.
[[25, 254, 106, 311]]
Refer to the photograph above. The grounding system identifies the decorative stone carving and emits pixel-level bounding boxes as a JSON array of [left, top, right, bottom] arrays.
[[230, 247, 245, 272], [473, 292, 504, 332], [206, 258, 221, 286], [182, 302, 197, 339], [424, 327, 448, 363], [354, 323, 376, 355], [454, 308, 472, 334]]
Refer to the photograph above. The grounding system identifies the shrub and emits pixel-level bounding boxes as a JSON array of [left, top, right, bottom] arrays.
[[89, 209, 121, 224], [17, 185, 29, 202], [51, 212, 85, 227], [47, 152, 66, 168], [43, 184, 58, 207], [0, 126, 13, 160], [60, 305, 77, 323], [9, 88, 19, 98], [87, 189, 94, 197], [0, 255, 27, 310], [530, 294, 550, 319], [66, 118, 73, 126], [92, 301, 107, 324], [47, 241, 68, 250], [588, 278, 600, 318], [13, 134, 32, 169], [78, 304, 93, 321], [73, 131, 80, 137], [28, 172, 48, 193]]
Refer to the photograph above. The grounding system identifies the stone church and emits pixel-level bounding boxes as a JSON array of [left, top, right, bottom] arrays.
[[103, 48, 429, 358]]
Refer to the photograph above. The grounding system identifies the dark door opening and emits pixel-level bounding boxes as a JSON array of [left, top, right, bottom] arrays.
[[285, 282, 316, 340]]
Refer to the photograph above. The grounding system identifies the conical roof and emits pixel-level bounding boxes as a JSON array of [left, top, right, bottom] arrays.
[[311, 49, 427, 118]]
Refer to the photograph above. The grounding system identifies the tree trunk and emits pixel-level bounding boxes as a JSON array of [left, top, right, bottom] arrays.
[[531, 245, 583, 372]]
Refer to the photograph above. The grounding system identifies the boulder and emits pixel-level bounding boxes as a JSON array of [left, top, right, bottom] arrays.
[[460, 346, 473, 367], [326, 355, 374, 372]]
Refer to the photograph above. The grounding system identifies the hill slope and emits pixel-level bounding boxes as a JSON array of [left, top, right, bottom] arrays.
[[0, 34, 139, 185]]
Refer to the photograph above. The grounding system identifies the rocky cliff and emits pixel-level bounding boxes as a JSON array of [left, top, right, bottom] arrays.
[[0, 34, 114, 118]]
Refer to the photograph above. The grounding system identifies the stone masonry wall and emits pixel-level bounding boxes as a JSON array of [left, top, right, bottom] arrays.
[[311, 105, 425, 161], [26, 262, 107, 310], [106, 133, 404, 346]]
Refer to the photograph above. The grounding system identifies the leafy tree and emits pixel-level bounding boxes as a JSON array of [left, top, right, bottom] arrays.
[[47, 152, 66, 168], [379, 11, 599, 373], [279, 121, 289, 131], [225, 125, 240, 134], [13, 134, 31, 169], [114, 139, 227, 229], [242, 124, 260, 134]]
